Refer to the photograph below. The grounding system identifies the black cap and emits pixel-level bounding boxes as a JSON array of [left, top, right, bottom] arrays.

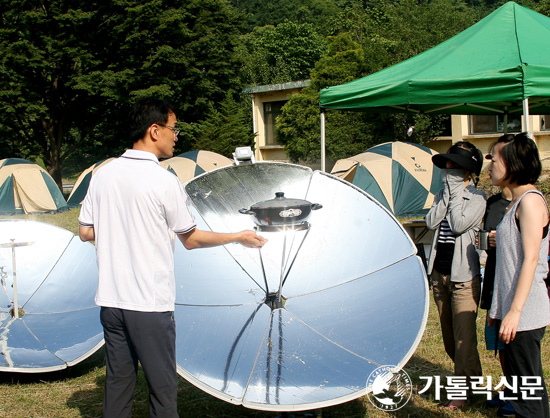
[[432, 144, 483, 175]]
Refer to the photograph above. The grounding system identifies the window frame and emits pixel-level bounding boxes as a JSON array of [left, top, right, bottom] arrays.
[[469, 115, 521, 135], [263, 100, 287, 146]]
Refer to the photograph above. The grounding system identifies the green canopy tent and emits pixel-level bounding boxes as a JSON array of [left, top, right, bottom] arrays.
[[319, 1, 550, 170]]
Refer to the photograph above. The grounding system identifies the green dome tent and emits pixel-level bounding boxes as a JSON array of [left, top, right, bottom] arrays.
[[330, 142, 443, 218], [67, 151, 232, 207], [67, 158, 115, 208], [0, 158, 68, 215], [160, 150, 232, 183]]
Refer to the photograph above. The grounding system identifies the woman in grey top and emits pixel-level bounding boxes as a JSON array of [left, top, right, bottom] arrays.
[[488, 133, 550, 418], [426, 141, 486, 410]]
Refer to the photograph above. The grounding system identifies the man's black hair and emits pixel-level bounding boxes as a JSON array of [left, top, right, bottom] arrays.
[[128, 98, 174, 143]]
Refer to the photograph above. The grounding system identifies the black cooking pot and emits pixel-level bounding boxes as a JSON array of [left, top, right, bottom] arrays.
[[239, 192, 322, 230]]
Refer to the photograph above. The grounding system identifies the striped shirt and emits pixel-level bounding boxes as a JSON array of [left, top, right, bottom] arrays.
[[437, 218, 456, 244]]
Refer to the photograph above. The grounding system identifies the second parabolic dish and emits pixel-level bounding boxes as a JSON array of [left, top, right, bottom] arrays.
[[0, 220, 103, 372]]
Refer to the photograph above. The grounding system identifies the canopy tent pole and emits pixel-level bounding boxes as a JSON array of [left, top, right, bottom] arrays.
[[523, 98, 532, 137], [320, 110, 326, 172]]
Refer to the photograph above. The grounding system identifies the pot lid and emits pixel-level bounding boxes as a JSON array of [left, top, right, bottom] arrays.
[[250, 192, 313, 210]]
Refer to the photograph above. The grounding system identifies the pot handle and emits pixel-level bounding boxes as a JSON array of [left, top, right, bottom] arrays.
[[239, 208, 255, 215], [311, 203, 323, 210]]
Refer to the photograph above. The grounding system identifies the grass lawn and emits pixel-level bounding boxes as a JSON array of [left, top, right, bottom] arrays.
[[1, 208, 549, 418]]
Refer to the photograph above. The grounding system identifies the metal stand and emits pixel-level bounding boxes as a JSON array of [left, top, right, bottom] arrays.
[[258, 224, 312, 310], [1, 239, 34, 318]]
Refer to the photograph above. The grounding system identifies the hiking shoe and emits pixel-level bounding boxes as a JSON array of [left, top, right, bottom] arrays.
[[497, 401, 516, 417]]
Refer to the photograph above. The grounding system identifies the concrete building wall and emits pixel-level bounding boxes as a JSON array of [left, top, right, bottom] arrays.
[[425, 114, 550, 171], [245, 81, 310, 163], [245, 82, 550, 173]]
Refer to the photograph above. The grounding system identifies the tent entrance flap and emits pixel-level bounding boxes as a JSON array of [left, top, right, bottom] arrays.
[[13, 168, 57, 213], [0, 175, 16, 215], [330, 159, 358, 183]]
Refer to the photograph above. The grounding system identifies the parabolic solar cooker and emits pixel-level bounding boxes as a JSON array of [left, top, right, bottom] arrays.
[[172, 161, 429, 412], [0, 220, 103, 372]]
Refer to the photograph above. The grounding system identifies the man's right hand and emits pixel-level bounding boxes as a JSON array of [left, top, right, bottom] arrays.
[[238, 230, 267, 248]]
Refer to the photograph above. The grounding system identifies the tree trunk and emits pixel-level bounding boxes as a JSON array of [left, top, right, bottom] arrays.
[[47, 160, 63, 193], [42, 117, 64, 192]]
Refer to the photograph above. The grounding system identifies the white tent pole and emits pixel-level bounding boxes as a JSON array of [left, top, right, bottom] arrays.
[[320, 110, 326, 172], [523, 98, 532, 137]]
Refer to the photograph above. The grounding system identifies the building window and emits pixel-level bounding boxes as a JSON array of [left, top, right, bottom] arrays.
[[542, 115, 550, 131], [264, 101, 287, 145], [469, 115, 521, 134]]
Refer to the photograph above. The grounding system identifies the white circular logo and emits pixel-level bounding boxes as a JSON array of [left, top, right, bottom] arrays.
[[279, 208, 302, 218], [366, 365, 413, 411]]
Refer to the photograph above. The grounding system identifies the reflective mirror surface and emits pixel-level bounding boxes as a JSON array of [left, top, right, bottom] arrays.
[[174, 162, 428, 411], [0, 220, 103, 372]]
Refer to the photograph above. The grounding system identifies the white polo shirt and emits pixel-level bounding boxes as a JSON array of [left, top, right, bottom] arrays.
[[79, 150, 196, 312]]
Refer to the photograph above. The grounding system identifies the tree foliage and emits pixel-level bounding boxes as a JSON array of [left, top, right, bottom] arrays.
[[0, 0, 245, 187], [193, 92, 255, 157], [277, 0, 479, 164], [236, 21, 327, 85], [229, 0, 342, 31], [536, 0, 550, 16], [277, 33, 375, 164], [0, 0, 537, 180]]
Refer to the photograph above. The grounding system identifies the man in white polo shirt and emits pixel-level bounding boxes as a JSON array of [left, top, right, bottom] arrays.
[[78, 98, 266, 418]]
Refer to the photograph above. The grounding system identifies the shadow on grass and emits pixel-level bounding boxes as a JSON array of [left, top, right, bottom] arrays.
[[0, 345, 501, 417], [400, 354, 499, 418], [0, 347, 106, 417], [67, 369, 334, 418], [62, 352, 500, 418], [0, 346, 105, 385]]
